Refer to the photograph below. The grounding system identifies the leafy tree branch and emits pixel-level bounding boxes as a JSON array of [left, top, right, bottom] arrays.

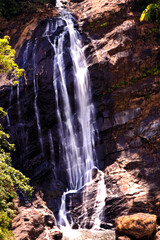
[[0, 36, 24, 79], [0, 36, 33, 239], [140, 1, 160, 23]]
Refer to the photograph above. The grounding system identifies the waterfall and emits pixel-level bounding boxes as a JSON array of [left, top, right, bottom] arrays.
[[23, 40, 30, 69], [6, 112, 10, 127], [16, 40, 30, 122], [6, 86, 13, 127], [44, 8, 106, 230], [56, 0, 67, 9], [4, 0, 106, 231], [32, 41, 44, 153], [9, 85, 13, 104], [52, 12, 96, 191], [17, 40, 31, 158], [17, 82, 21, 121], [48, 129, 55, 163]]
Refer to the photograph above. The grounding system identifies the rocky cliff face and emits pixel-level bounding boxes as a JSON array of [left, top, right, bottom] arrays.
[[0, 0, 160, 231], [68, 0, 160, 227]]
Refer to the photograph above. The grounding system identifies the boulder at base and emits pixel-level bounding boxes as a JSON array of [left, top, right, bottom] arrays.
[[115, 213, 157, 239]]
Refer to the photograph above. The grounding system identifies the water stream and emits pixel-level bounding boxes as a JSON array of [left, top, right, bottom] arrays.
[[5, 0, 106, 234], [44, 1, 106, 232], [6, 86, 13, 127], [16, 39, 30, 122], [32, 41, 44, 153]]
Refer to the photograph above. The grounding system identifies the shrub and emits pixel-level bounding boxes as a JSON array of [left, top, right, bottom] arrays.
[[140, 1, 160, 23]]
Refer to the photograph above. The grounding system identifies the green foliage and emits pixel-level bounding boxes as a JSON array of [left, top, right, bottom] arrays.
[[0, 149, 33, 204], [142, 64, 160, 76], [107, 64, 160, 93], [0, 0, 54, 19], [0, 211, 13, 240], [88, 19, 108, 32], [100, 22, 108, 27], [0, 110, 33, 201], [0, 211, 11, 230], [144, 93, 150, 99], [0, 38, 33, 238], [140, 1, 160, 22], [0, 108, 33, 239], [113, 84, 118, 89], [130, 77, 137, 83], [0, 36, 24, 79], [0, 108, 7, 118]]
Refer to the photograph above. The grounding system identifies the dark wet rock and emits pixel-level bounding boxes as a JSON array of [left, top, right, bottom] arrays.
[[139, 119, 160, 141], [113, 108, 141, 126], [100, 108, 141, 131]]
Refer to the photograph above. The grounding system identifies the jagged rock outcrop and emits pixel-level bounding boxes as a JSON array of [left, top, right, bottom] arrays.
[[0, 0, 160, 231], [12, 194, 62, 240]]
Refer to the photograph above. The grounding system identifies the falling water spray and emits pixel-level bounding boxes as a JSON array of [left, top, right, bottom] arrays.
[[43, 0, 107, 230]]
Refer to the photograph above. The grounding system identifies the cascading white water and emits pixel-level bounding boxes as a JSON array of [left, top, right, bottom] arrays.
[[23, 40, 30, 69], [16, 40, 30, 122], [6, 112, 10, 127], [56, 0, 67, 10], [44, 8, 106, 230], [91, 171, 106, 229], [17, 82, 21, 121], [6, 86, 13, 127], [53, 12, 96, 191], [48, 129, 55, 166], [3, 1, 106, 233], [32, 41, 44, 153], [23, 40, 30, 154], [9, 85, 13, 104]]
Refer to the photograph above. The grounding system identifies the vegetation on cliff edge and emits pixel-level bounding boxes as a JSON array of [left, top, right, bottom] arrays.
[[0, 36, 24, 81], [140, 1, 160, 22], [0, 36, 33, 240], [0, 0, 55, 19]]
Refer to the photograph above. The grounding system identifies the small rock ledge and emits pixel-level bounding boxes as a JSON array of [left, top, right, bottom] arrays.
[[12, 193, 62, 240]]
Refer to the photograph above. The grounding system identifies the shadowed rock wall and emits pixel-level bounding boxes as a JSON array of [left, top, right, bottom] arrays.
[[68, 0, 160, 227], [0, 18, 69, 211]]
